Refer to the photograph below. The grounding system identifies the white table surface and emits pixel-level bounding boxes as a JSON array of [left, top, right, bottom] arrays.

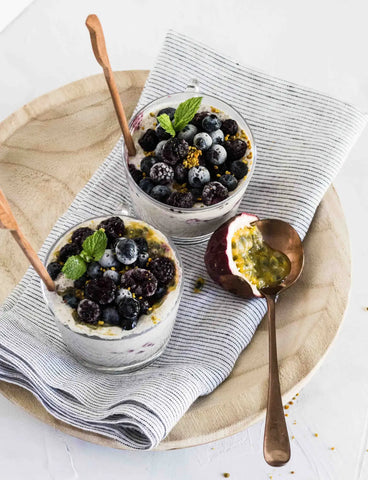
[[1, 1, 368, 478]]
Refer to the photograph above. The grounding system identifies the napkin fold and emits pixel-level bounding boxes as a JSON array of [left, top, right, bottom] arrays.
[[0, 31, 366, 450]]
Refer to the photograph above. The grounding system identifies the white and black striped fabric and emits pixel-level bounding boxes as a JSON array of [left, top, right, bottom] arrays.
[[0, 31, 366, 450]]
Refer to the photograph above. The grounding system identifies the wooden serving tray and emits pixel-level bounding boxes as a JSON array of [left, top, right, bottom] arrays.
[[0, 71, 350, 450]]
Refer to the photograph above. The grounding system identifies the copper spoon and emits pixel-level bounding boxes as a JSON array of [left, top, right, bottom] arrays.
[[85, 14, 136, 156], [0, 189, 55, 291], [255, 219, 304, 466]]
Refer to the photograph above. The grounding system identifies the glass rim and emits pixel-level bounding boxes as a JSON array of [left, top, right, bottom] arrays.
[[40, 214, 184, 342], [123, 90, 257, 213]]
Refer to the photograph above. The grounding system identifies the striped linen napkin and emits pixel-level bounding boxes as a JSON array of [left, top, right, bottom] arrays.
[[0, 31, 366, 450]]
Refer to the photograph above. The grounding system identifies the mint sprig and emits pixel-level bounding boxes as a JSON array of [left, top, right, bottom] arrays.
[[157, 96, 202, 136], [62, 229, 107, 280]]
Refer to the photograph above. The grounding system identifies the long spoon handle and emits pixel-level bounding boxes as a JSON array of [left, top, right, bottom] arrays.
[[263, 293, 290, 466], [85, 14, 136, 156], [0, 189, 55, 292]]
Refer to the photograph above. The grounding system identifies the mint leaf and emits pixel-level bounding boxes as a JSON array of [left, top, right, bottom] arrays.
[[173, 97, 202, 132], [82, 229, 107, 261], [62, 255, 87, 280], [157, 114, 176, 137]]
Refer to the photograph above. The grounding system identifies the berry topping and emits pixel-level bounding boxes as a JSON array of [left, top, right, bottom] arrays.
[[139, 299, 150, 315], [77, 299, 100, 325], [138, 128, 159, 151], [189, 187, 203, 201], [102, 306, 120, 326], [97, 217, 125, 243], [115, 238, 138, 265], [231, 160, 249, 180], [150, 162, 174, 184], [191, 111, 210, 129], [162, 138, 189, 165], [85, 277, 116, 305], [71, 227, 94, 247], [87, 261, 103, 279], [139, 177, 155, 194], [118, 297, 141, 323], [149, 257, 176, 285], [157, 107, 176, 120], [115, 288, 132, 304], [174, 163, 188, 184], [202, 181, 229, 206], [140, 156, 158, 175], [150, 284, 167, 303], [134, 237, 148, 253], [156, 126, 172, 141], [74, 273, 88, 289], [103, 269, 120, 284], [205, 145, 227, 165], [129, 164, 143, 184], [209, 129, 224, 145], [58, 243, 81, 263], [224, 139, 247, 160], [121, 268, 158, 297], [221, 119, 238, 136], [167, 191, 194, 208], [155, 140, 168, 160], [121, 316, 138, 330], [193, 132, 212, 151], [177, 124, 198, 143], [219, 174, 238, 191], [47, 262, 62, 280], [98, 249, 120, 268], [136, 251, 149, 268], [62, 293, 79, 309], [150, 185, 171, 202], [202, 114, 222, 132], [188, 165, 211, 188]]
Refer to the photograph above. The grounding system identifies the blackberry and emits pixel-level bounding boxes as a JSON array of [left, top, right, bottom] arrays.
[[140, 156, 158, 175], [115, 238, 138, 265], [150, 185, 171, 202], [87, 261, 103, 279], [121, 268, 158, 297], [224, 139, 247, 160], [167, 192, 194, 209], [71, 227, 94, 247], [191, 111, 210, 129], [231, 160, 249, 180], [149, 257, 175, 285], [139, 177, 155, 194], [77, 299, 100, 325], [219, 174, 238, 191], [58, 243, 81, 263], [162, 138, 189, 165], [150, 162, 174, 185], [188, 166, 210, 188], [138, 128, 159, 151], [129, 164, 143, 184], [74, 273, 88, 289], [47, 262, 62, 280], [156, 126, 171, 141], [202, 114, 222, 133], [97, 217, 125, 243], [62, 293, 79, 309], [134, 237, 148, 253], [85, 277, 116, 305], [202, 181, 229, 206], [174, 163, 188, 184], [157, 107, 176, 120], [221, 119, 238, 136], [102, 306, 120, 326]]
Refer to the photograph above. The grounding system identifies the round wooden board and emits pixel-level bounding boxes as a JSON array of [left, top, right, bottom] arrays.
[[0, 71, 350, 451]]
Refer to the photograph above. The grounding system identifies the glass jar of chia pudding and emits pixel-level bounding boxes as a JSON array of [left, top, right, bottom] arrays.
[[123, 80, 256, 245], [41, 215, 183, 373]]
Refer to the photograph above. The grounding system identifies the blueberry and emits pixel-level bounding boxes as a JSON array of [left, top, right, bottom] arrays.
[[139, 299, 150, 315], [139, 177, 155, 194], [115, 238, 138, 265], [129, 164, 143, 184], [47, 262, 62, 280], [151, 284, 167, 303], [219, 174, 238, 191], [120, 317, 138, 330], [177, 124, 198, 143], [174, 163, 188, 184], [224, 139, 247, 160], [157, 107, 176, 120], [62, 293, 79, 309], [115, 288, 132, 304], [202, 181, 229, 206], [155, 140, 168, 160], [99, 249, 121, 268], [102, 306, 120, 326], [156, 126, 171, 141], [150, 162, 174, 185], [103, 269, 121, 284], [118, 297, 141, 328], [162, 138, 189, 165], [221, 119, 238, 136], [150, 185, 171, 203], [206, 145, 227, 165], [231, 160, 249, 180], [58, 243, 81, 263], [136, 251, 149, 268], [85, 277, 116, 305], [209, 129, 224, 145], [167, 192, 194, 208], [202, 114, 222, 133], [188, 166, 211, 188], [77, 299, 100, 325], [71, 227, 94, 247], [134, 237, 148, 253], [74, 273, 88, 289], [193, 132, 212, 151], [87, 261, 103, 279], [138, 129, 159, 152], [140, 156, 158, 175]]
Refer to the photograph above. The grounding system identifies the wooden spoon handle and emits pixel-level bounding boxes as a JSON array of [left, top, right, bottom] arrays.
[[0, 189, 55, 292], [263, 293, 290, 466], [85, 14, 136, 156]]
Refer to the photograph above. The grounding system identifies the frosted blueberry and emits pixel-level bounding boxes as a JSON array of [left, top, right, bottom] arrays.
[[193, 132, 212, 151], [155, 140, 168, 160], [98, 249, 121, 268], [115, 288, 133, 304], [103, 269, 121, 284], [206, 145, 227, 165], [188, 166, 211, 188], [177, 124, 198, 143], [209, 129, 224, 145]]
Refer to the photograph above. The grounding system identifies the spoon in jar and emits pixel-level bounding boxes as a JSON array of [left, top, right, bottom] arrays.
[[255, 219, 304, 466]]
